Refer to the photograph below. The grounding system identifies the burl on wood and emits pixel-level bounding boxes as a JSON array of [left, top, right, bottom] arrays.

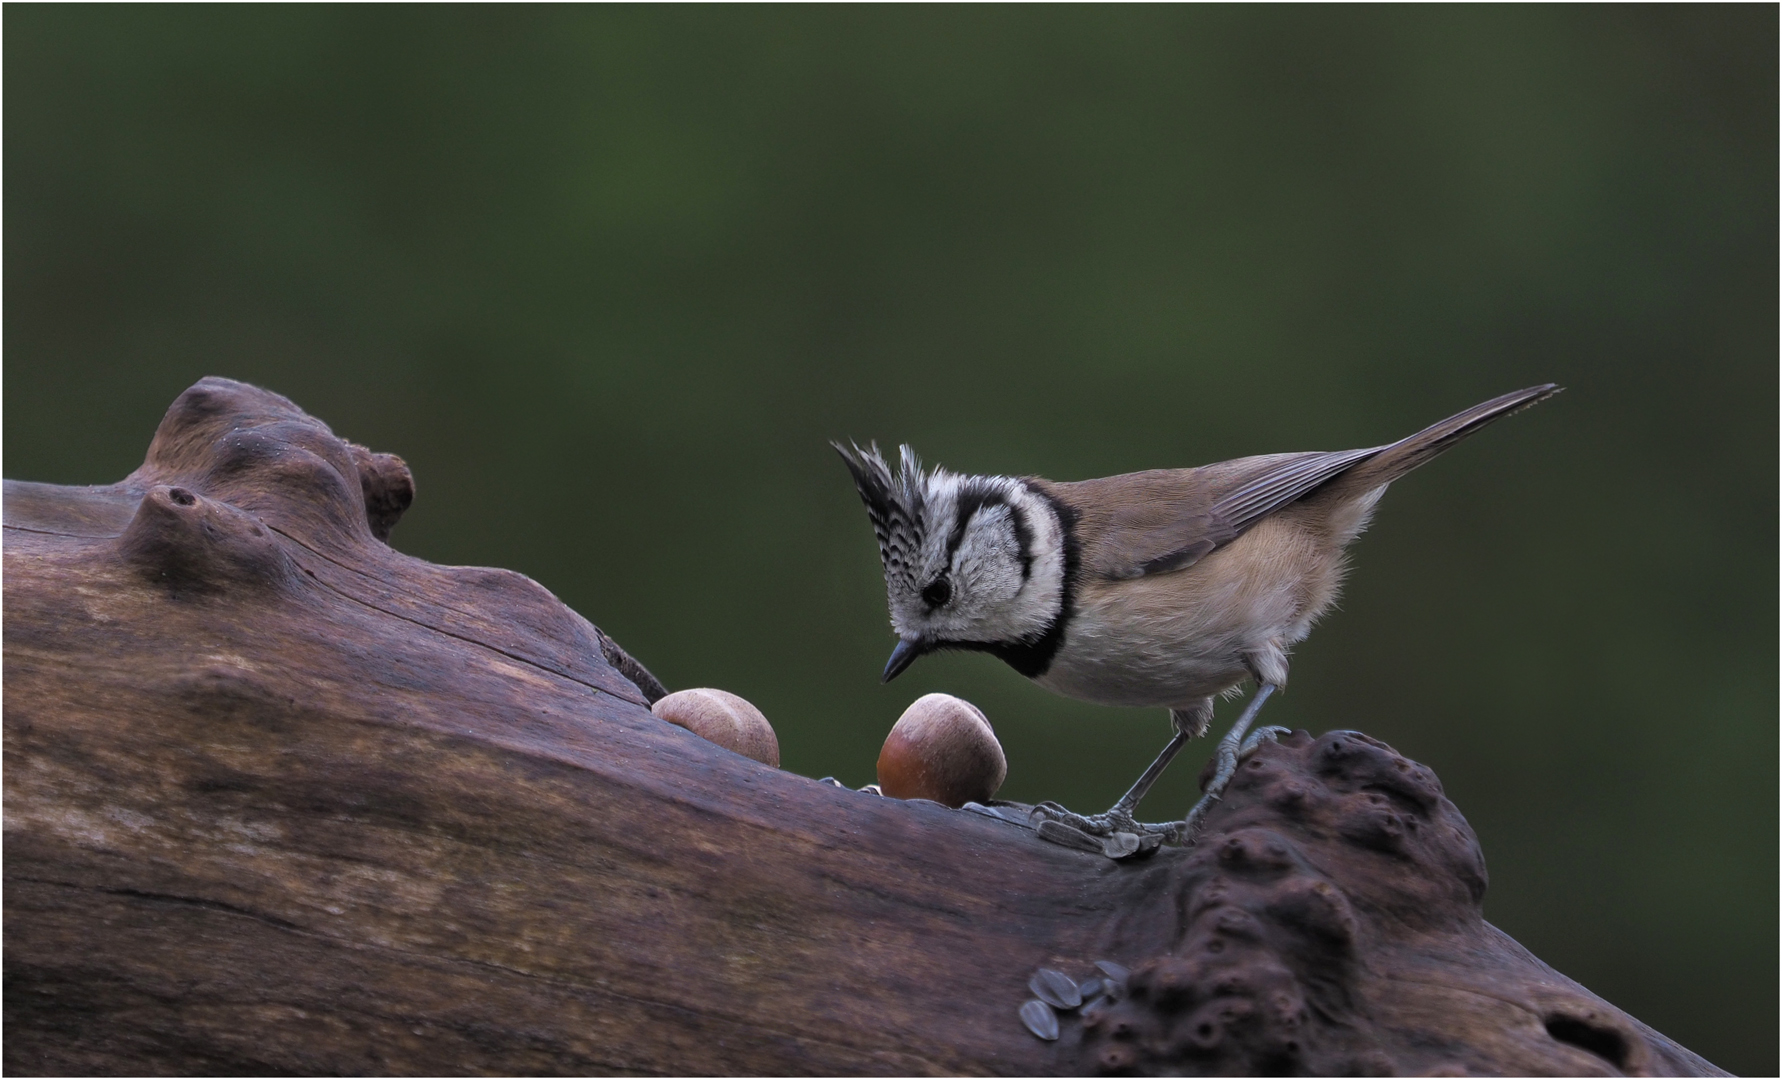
[[4, 378, 1725, 1077]]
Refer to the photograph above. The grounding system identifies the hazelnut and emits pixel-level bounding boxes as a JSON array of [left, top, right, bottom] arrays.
[[652, 688, 779, 768], [877, 693, 1006, 808]]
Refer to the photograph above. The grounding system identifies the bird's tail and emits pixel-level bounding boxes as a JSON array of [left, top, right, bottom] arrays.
[[1329, 383, 1562, 496]]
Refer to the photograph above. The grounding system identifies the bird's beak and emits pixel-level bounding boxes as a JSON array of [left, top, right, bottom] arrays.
[[882, 637, 927, 683]]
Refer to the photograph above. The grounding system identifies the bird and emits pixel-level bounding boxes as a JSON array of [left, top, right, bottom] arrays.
[[835, 384, 1560, 846]]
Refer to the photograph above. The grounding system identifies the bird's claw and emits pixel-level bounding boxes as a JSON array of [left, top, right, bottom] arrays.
[[1240, 724, 1292, 756], [1029, 803, 1174, 858], [1180, 791, 1220, 841], [1030, 803, 1137, 836], [1180, 725, 1289, 841]]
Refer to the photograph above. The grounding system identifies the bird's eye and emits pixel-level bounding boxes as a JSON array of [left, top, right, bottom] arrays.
[[921, 578, 952, 608]]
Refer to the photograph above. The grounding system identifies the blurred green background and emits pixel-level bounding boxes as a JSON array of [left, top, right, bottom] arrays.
[[5, 6, 1774, 1072]]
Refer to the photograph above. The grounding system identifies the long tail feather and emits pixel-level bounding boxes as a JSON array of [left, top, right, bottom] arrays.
[[1334, 383, 1562, 493]]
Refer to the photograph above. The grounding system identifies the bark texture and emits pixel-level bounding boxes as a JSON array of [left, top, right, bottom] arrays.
[[3, 378, 1727, 1076]]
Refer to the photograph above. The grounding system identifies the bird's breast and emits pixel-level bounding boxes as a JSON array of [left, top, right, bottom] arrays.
[[1031, 517, 1342, 708], [1033, 581, 1255, 707]]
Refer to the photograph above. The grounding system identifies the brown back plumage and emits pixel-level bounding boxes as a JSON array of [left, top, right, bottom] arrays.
[[1036, 384, 1561, 583]]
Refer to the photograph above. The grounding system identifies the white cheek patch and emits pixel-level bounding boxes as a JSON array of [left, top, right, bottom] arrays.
[[954, 511, 1023, 605]]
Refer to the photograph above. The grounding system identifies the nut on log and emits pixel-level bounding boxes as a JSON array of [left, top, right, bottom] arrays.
[[651, 688, 780, 767], [877, 693, 1007, 808]]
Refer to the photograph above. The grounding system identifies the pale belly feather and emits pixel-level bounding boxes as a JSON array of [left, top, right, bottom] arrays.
[[1032, 517, 1342, 709]]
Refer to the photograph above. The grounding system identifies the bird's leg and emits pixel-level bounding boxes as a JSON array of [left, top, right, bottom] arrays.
[[1181, 682, 1281, 839], [1030, 704, 1209, 840], [1093, 700, 1215, 827]]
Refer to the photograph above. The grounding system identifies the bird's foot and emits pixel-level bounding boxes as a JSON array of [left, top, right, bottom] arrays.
[[1029, 803, 1172, 859], [1180, 724, 1291, 841], [1240, 724, 1292, 757], [1029, 802, 1142, 836]]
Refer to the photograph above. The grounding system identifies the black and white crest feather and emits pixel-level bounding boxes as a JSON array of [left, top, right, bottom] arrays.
[[832, 442, 927, 583]]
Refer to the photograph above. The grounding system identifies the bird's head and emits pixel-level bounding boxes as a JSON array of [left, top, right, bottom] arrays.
[[833, 442, 1067, 680]]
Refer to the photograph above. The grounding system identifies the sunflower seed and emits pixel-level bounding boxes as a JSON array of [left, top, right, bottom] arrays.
[[1020, 999, 1059, 1040], [963, 801, 1033, 827], [1035, 819, 1103, 853], [1102, 831, 1141, 859], [1094, 960, 1130, 998], [1030, 967, 1082, 1009]]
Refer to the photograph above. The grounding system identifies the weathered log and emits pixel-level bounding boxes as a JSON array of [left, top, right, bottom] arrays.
[[3, 377, 1726, 1076]]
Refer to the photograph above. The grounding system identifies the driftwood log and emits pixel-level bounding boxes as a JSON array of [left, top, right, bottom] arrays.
[[4, 378, 1727, 1077]]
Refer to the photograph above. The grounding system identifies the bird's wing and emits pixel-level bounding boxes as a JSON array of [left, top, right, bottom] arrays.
[[1207, 446, 1382, 536], [1040, 448, 1382, 581]]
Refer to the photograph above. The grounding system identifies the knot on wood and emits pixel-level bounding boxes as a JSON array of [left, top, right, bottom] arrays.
[[118, 483, 296, 595], [138, 376, 412, 545], [1200, 728, 1489, 918], [1084, 730, 1496, 1075], [103, 375, 662, 706], [350, 444, 415, 542]]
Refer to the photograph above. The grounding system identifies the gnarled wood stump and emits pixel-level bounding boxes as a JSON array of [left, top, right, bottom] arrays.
[[4, 378, 1726, 1076]]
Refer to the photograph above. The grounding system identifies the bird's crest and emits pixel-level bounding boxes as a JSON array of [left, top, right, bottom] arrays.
[[832, 442, 929, 583]]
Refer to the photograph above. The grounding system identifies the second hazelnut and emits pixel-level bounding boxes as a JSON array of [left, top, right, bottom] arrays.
[[877, 692, 1006, 808]]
